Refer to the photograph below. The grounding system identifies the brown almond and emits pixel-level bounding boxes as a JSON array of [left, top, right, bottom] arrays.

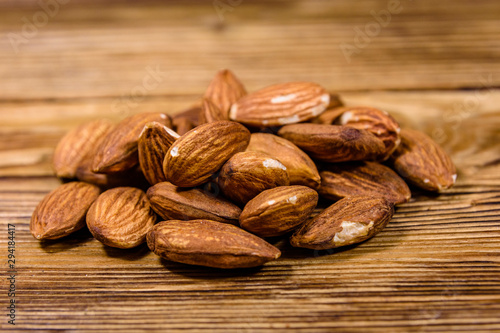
[[147, 182, 241, 225], [319, 161, 411, 205], [246, 133, 321, 189], [390, 129, 457, 191], [218, 151, 290, 205], [204, 69, 247, 118], [138, 122, 180, 185], [76, 155, 148, 189], [172, 104, 201, 135], [290, 196, 394, 250], [92, 112, 172, 174], [200, 98, 226, 123], [278, 123, 385, 163], [165, 121, 251, 187], [147, 220, 281, 269], [86, 187, 157, 248], [30, 182, 101, 240], [311, 106, 348, 125], [240, 186, 318, 237], [230, 82, 330, 127], [339, 107, 401, 161], [53, 119, 114, 178]]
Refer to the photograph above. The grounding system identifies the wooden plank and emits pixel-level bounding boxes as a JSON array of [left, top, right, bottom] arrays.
[[1, 90, 499, 331], [1, 0, 499, 331], [0, 0, 499, 100]]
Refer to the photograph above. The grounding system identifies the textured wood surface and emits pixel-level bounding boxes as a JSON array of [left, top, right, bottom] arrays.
[[1, 0, 500, 331]]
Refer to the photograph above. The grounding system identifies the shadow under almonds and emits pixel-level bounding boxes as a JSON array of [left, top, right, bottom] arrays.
[[103, 242, 151, 261], [39, 227, 94, 253], [159, 258, 268, 280]]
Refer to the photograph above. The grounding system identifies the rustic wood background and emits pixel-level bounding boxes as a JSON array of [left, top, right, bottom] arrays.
[[1, 0, 499, 331]]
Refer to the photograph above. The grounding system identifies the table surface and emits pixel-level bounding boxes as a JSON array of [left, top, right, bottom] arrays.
[[1, 0, 499, 331]]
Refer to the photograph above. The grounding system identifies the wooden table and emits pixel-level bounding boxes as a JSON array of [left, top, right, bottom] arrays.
[[1, 0, 499, 331]]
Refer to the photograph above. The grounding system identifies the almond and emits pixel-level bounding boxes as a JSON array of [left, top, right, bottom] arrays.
[[147, 220, 281, 269], [172, 104, 201, 135], [246, 133, 321, 189], [204, 69, 247, 119], [339, 107, 401, 161], [218, 151, 290, 205], [53, 119, 114, 178], [278, 123, 385, 163], [200, 98, 226, 123], [390, 129, 457, 191], [147, 182, 241, 225], [76, 155, 147, 189], [240, 186, 318, 237], [138, 122, 180, 185], [30, 182, 101, 240], [290, 196, 394, 250], [86, 187, 157, 248], [164, 121, 251, 187], [310, 106, 348, 125], [92, 112, 171, 174], [230, 82, 330, 127], [319, 161, 411, 205]]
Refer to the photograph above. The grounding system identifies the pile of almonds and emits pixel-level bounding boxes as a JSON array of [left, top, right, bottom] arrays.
[[31, 70, 457, 269]]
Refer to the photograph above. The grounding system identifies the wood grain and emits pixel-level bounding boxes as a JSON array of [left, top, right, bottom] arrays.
[[1, 0, 499, 331]]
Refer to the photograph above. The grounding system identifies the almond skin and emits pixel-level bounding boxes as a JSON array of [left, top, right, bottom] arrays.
[[172, 104, 201, 135], [218, 151, 290, 205], [204, 69, 247, 118], [53, 119, 114, 179], [200, 98, 226, 123], [86, 187, 157, 249], [147, 182, 241, 225], [290, 196, 394, 250], [278, 123, 386, 163], [30, 182, 101, 240], [164, 121, 251, 187], [319, 161, 411, 205], [230, 82, 330, 127], [147, 220, 281, 269], [338, 107, 401, 161], [138, 122, 180, 185], [240, 186, 318, 237], [246, 133, 321, 189], [76, 155, 148, 190], [311, 106, 348, 125], [390, 129, 457, 191], [92, 112, 171, 174]]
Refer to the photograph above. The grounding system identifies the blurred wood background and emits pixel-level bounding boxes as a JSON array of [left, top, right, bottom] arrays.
[[0, 0, 499, 331]]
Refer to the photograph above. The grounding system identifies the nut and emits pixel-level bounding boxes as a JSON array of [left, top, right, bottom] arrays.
[[240, 185, 318, 237], [92, 112, 171, 174], [246, 133, 321, 189], [86, 187, 157, 249], [30, 182, 101, 240], [339, 107, 401, 161], [218, 151, 290, 205], [204, 69, 247, 119], [172, 104, 201, 134], [147, 182, 241, 225], [164, 120, 251, 187], [53, 119, 114, 179], [138, 122, 180, 185], [311, 106, 349, 125], [319, 161, 411, 205], [199, 98, 226, 123], [278, 123, 386, 163], [230, 82, 330, 127], [290, 196, 394, 250], [390, 129, 457, 191], [147, 219, 281, 269]]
